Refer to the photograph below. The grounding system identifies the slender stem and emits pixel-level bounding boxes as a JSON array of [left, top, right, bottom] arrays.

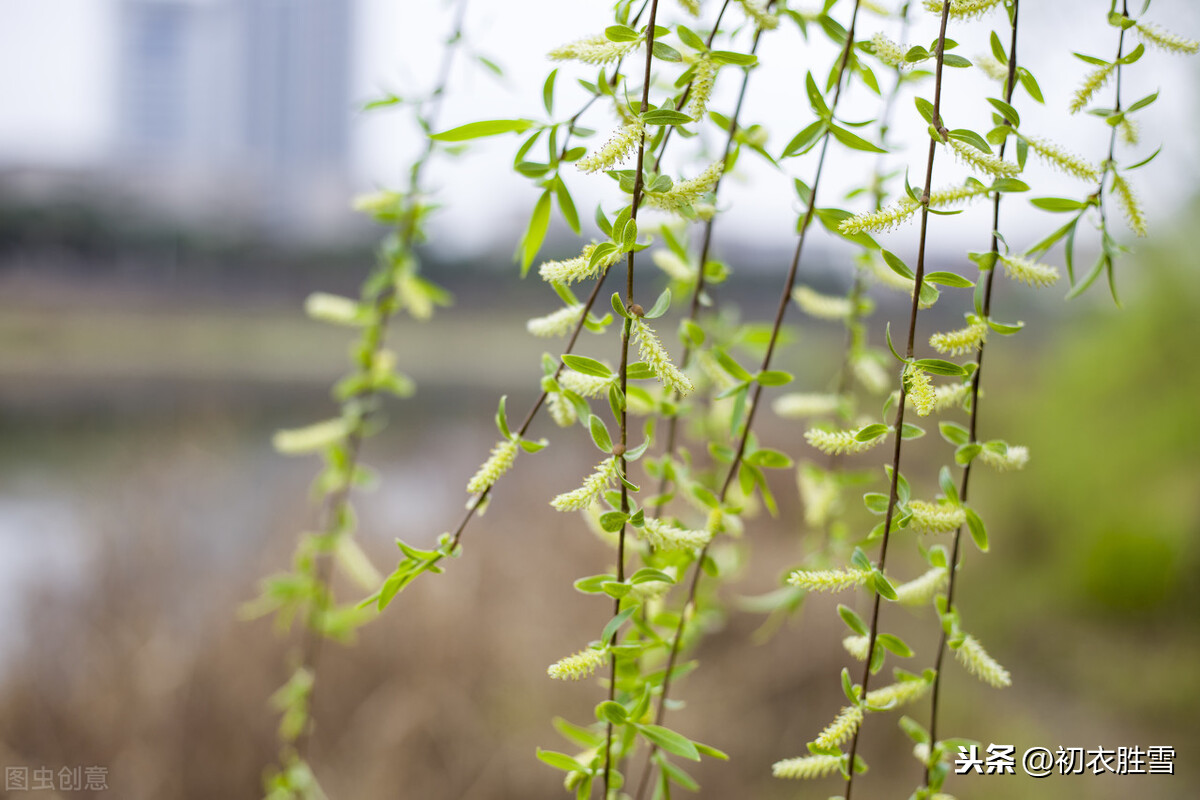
[[924, 0, 1021, 789], [604, 5, 661, 795], [1097, 0, 1128, 235], [441, 0, 738, 557], [843, 2, 952, 797], [295, 0, 470, 762], [632, 5, 865, 797], [652, 2, 770, 514]]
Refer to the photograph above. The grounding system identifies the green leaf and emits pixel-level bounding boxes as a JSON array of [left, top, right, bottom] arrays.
[[542, 70, 557, 115], [881, 249, 914, 280], [601, 606, 637, 643], [746, 448, 793, 469], [644, 288, 672, 319], [638, 724, 700, 761], [756, 370, 794, 387], [912, 358, 967, 376], [537, 749, 585, 773], [855, 423, 890, 442], [652, 42, 683, 62], [876, 633, 913, 658], [643, 108, 694, 125], [986, 97, 1020, 127], [495, 395, 511, 440], [709, 50, 757, 67], [923, 271, 974, 288], [562, 355, 612, 377], [1031, 197, 1087, 212], [520, 190, 552, 274], [589, 415, 613, 453], [605, 24, 640, 43], [676, 25, 706, 51], [431, 118, 535, 141], [839, 604, 868, 636], [782, 121, 827, 158], [596, 700, 628, 725], [554, 178, 580, 234], [965, 507, 988, 552], [830, 124, 887, 153]]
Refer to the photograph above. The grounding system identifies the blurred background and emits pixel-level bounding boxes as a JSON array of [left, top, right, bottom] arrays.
[[0, 0, 1197, 798]]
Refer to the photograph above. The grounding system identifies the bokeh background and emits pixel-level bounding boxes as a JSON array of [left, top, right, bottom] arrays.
[[0, 1, 1197, 798]]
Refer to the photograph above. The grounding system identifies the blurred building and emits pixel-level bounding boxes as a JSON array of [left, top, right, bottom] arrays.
[[114, 0, 353, 238]]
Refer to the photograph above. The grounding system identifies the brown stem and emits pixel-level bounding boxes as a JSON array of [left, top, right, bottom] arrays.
[[924, 0, 1021, 789], [295, 0, 471, 763], [632, 4, 865, 797], [652, 3, 770, 515], [843, 2, 952, 797], [604, 4, 660, 795]]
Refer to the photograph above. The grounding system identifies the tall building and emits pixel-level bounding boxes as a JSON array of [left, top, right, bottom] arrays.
[[116, 0, 353, 238]]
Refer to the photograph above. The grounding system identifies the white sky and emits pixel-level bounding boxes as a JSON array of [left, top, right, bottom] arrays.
[[1, 0, 1198, 258]]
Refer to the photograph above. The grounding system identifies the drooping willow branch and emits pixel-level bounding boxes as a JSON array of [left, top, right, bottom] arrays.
[[632, 4, 867, 796], [602, 2, 664, 795], [651, 0, 774, 513], [250, 0, 473, 792], [842, 2, 952, 797], [383, 0, 747, 598], [924, 0, 1019, 790]]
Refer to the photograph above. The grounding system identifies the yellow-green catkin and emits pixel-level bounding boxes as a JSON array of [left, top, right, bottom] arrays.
[[551, 457, 619, 511], [640, 518, 712, 551], [870, 32, 910, 69], [798, 465, 840, 528], [793, 286, 852, 320], [560, 370, 615, 398], [976, 54, 1008, 81], [929, 317, 987, 356], [853, 352, 893, 393], [1071, 63, 1116, 114], [651, 249, 695, 282], [980, 443, 1029, 471], [547, 391, 576, 427], [772, 392, 841, 419], [787, 567, 873, 593], [923, 0, 1003, 19], [527, 304, 585, 338], [946, 138, 1021, 178], [814, 705, 864, 749], [844, 635, 870, 660], [1119, 117, 1140, 146], [772, 754, 842, 780], [547, 646, 609, 680], [840, 181, 990, 235], [539, 243, 621, 285], [866, 678, 931, 709], [1111, 173, 1148, 237], [578, 119, 645, 173], [643, 161, 724, 216], [735, 0, 779, 30], [1026, 137, 1100, 181], [467, 439, 518, 494], [804, 427, 887, 456], [999, 254, 1059, 288], [895, 567, 950, 605], [955, 634, 1012, 687], [905, 364, 936, 418], [688, 56, 718, 120], [909, 500, 967, 533], [549, 35, 639, 65], [633, 318, 694, 395], [1135, 21, 1200, 55]]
